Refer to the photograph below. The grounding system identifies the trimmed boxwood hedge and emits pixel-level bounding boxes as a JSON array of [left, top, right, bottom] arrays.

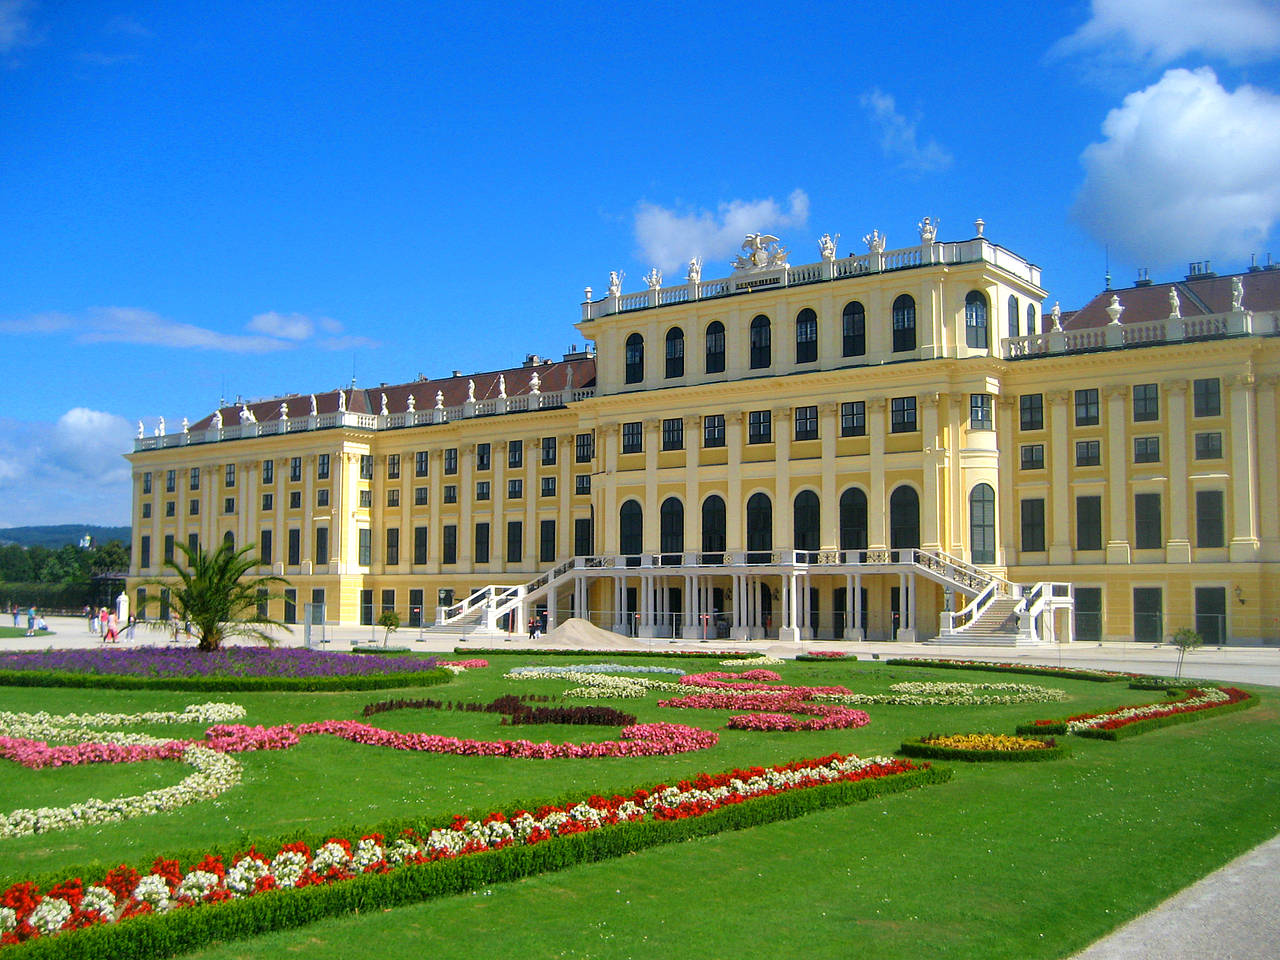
[[899, 737, 1068, 763], [459, 647, 757, 660], [795, 654, 858, 663], [885, 658, 1128, 682], [1015, 721, 1067, 735], [1071, 692, 1258, 740], [0, 668, 452, 693], [4, 765, 950, 960]]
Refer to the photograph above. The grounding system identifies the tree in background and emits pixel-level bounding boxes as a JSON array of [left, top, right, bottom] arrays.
[[143, 540, 289, 651], [1172, 627, 1204, 679]]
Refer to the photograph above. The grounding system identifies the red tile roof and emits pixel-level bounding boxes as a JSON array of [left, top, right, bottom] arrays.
[[1064, 269, 1280, 330]]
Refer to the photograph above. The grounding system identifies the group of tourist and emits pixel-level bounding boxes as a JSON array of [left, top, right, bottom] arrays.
[[8, 602, 45, 636], [85, 605, 136, 643]]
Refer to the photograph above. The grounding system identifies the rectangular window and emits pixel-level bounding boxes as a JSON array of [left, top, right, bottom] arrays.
[[1133, 587, 1163, 643], [165, 469, 176, 493], [575, 474, 590, 495], [575, 432, 594, 463], [164, 534, 175, 564], [261, 460, 274, 484], [574, 517, 593, 556], [413, 526, 429, 564], [703, 414, 725, 447], [387, 488, 400, 507], [1134, 492, 1162, 549], [1075, 440, 1101, 466], [189, 499, 199, 516], [262, 493, 273, 511], [1194, 432, 1223, 460], [290, 457, 301, 482], [1020, 499, 1046, 552], [476, 480, 490, 501], [360, 490, 374, 514], [314, 526, 329, 565], [1076, 496, 1102, 551], [1075, 587, 1102, 642], [317, 454, 329, 480], [1195, 490, 1225, 548], [387, 454, 400, 479], [507, 521, 523, 564], [142, 472, 152, 494], [1019, 394, 1044, 431], [443, 485, 457, 504], [1134, 436, 1160, 463], [622, 421, 643, 453], [284, 589, 297, 625], [140, 535, 151, 568], [442, 525, 457, 565], [260, 529, 272, 566], [475, 443, 490, 471], [444, 448, 458, 475], [1133, 383, 1159, 422], [541, 476, 556, 498], [1195, 586, 1227, 645], [474, 522, 490, 563], [358, 527, 373, 566], [794, 405, 818, 441], [507, 478, 523, 499], [223, 497, 235, 514], [190, 467, 200, 491], [1193, 377, 1221, 417], [380, 589, 395, 617], [890, 396, 917, 433], [540, 519, 556, 563], [748, 410, 772, 444], [415, 451, 429, 477], [969, 394, 993, 430], [414, 486, 429, 506], [541, 436, 557, 465], [840, 401, 866, 437], [508, 440, 523, 468], [224, 464, 235, 488], [317, 488, 330, 507], [164, 501, 175, 517], [1020, 444, 1045, 470], [289, 491, 301, 509], [287, 528, 300, 565], [142, 502, 152, 519], [1075, 388, 1099, 426], [662, 417, 684, 450]]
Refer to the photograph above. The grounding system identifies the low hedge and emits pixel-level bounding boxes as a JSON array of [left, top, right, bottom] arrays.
[[899, 737, 1068, 763], [4, 765, 950, 960], [0, 668, 451, 693], [1072, 693, 1259, 740], [1015, 721, 1067, 735], [795, 653, 858, 662], [886, 658, 1128, 682], [460, 647, 757, 660]]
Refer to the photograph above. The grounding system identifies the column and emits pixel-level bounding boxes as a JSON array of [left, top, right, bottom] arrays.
[[727, 411, 745, 552], [1258, 376, 1280, 560], [780, 572, 800, 642], [850, 573, 864, 641], [459, 447, 473, 567], [920, 392, 944, 551], [1229, 373, 1261, 560], [868, 397, 888, 548], [1165, 380, 1191, 562], [820, 402, 839, 548], [1104, 385, 1130, 564], [774, 407, 792, 552], [1047, 391, 1072, 563], [995, 395, 1015, 566], [799, 574, 813, 640], [644, 418, 659, 558]]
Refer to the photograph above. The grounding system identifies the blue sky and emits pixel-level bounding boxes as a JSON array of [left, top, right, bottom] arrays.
[[1, 0, 1278, 527]]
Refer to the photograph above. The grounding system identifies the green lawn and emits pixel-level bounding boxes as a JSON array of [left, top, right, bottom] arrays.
[[3, 654, 1278, 959]]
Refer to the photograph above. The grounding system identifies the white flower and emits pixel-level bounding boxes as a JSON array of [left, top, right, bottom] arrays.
[[28, 897, 72, 935]]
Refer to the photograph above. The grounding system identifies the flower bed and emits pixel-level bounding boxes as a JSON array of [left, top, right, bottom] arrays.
[[462, 647, 738, 659], [795, 652, 857, 662], [0, 753, 947, 955], [898, 733, 1067, 762], [1019, 686, 1256, 740], [886, 658, 1131, 683], [360, 695, 635, 727], [0, 649, 447, 692]]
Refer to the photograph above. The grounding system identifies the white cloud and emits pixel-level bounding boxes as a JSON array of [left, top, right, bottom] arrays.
[[0, 0, 32, 54], [49, 408, 134, 484], [1072, 67, 1280, 264], [247, 311, 315, 341], [1052, 0, 1280, 65], [859, 89, 952, 174], [634, 190, 810, 274]]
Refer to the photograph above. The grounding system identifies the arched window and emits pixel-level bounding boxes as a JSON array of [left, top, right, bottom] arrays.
[[889, 486, 920, 550], [702, 495, 726, 554], [969, 483, 995, 565], [660, 497, 684, 556], [664, 327, 684, 379], [795, 308, 817, 364], [619, 500, 643, 555], [746, 492, 773, 555], [839, 488, 868, 551], [1008, 294, 1020, 339], [624, 333, 644, 384], [965, 290, 989, 349], [793, 490, 821, 551], [892, 295, 916, 352], [1026, 303, 1037, 336], [705, 321, 725, 374], [842, 301, 866, 357], [749, 315, 771, 369], [223, 531, 235, 549]]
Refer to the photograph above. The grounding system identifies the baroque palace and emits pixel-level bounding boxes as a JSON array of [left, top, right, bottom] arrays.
[[127, 220, 1280, 645]]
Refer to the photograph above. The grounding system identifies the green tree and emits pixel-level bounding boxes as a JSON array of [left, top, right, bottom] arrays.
[[143, 540, 290, 651], [89, 540, 130, 577], [377, 609, 401, 646], [1171, 627, 1204, 679]]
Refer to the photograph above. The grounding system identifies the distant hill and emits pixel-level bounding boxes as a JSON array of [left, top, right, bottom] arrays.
[[0, 525, 132, 549]]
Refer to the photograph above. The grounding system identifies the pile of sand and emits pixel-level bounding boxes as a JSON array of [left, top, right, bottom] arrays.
[[539, 618, 638, 648]]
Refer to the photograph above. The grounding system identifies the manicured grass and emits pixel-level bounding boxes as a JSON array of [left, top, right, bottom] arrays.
[[0, 628, 52, 639], [3, 656, 1278, 959]]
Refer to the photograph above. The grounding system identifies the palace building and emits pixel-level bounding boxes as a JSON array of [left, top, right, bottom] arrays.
[[126, 221, 1280, 645]]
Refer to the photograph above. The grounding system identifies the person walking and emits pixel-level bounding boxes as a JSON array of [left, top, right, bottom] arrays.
[[99, 607, 109, 637], [25, 605, 35, 636], [11, 603, 18, 628], [86, 605, 96, 634], [104, 611, 119, 644]]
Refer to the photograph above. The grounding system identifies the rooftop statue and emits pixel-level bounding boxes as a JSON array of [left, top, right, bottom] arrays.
[[137, 420, 144, 439], [278, 403, 288, 421], [863, 229, 886, 254], [182, 417, 190, 434], [239, 404, 256, 424], [406, 393, 416, 412], [530, 371, 541, 394], [918, 217, 937, 243], [1050, 302, 1062, 330], [435, 390, 444, 410], [467, 379, 476, 403], [818, 233, 839, 261], [608, 271, 623, 297], [157, 417, 166, 436], [1232, 276, 1244, 312], [213, 410, 223, 429], [498, 374, 507, 399], [380, 393, 389, 416], [309, 394, 318, 416], [644, 267, 662, 289], [337, 390, 346, 413], [686, 256, 702, 283], [732, 233, 788, 271], [1168, 287, 1181, 319]]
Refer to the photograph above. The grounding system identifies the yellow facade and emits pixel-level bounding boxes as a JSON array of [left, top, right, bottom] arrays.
[[127, 227, 1280, 644]]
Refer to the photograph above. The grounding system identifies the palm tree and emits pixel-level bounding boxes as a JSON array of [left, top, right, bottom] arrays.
[[144, 540, 290, 651]]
